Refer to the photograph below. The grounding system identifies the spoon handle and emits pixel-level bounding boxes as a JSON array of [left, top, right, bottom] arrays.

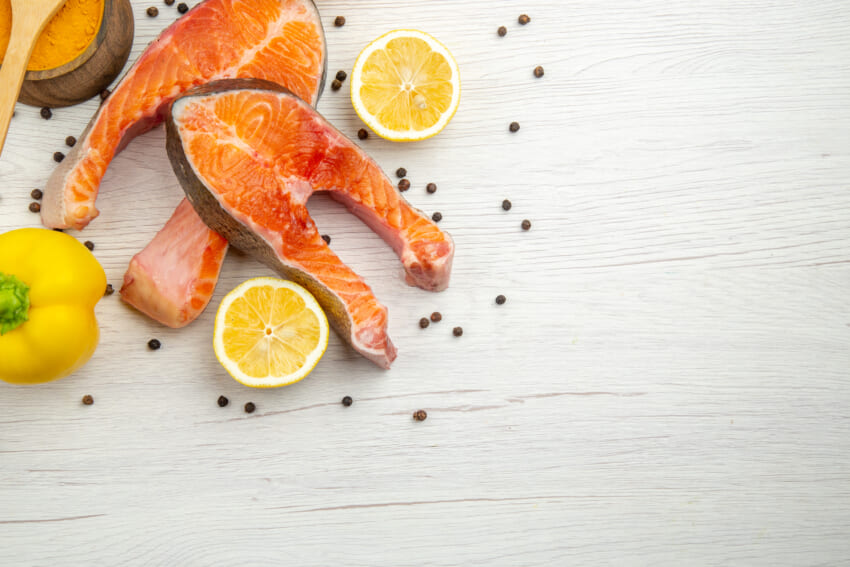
[[0, 3, 66, 156]]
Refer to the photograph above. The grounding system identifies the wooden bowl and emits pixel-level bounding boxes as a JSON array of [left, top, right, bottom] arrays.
[[17, 0, 134, 108]]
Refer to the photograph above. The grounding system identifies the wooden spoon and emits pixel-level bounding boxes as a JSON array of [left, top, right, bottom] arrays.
[[0, 0, 67, 156]]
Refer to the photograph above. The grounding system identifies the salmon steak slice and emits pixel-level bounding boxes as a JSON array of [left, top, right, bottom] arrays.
[[120, 199, 229, 328], [41, 0, 326, 230], [43, 0, 326, 327], [167, 79, 455, 368]]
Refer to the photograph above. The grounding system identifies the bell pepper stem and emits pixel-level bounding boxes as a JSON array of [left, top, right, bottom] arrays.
[[0, 272, 30, 335]]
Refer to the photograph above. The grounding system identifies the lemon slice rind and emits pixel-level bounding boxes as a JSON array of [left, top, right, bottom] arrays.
[[213, 277, 329, 389], [351, 29, 461, 142]]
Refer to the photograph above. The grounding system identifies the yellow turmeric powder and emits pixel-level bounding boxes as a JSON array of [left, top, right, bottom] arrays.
[[0, 0, 104, 72]]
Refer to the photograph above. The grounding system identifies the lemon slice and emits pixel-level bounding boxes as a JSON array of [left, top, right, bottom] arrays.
[[351, 29, 461, 142], [213, 278, 329, 388]]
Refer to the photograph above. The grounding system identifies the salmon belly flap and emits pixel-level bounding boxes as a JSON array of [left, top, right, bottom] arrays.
[[39, 0, 326, 327], [167, 80, 455, 368], [120, 199, 228, 328]]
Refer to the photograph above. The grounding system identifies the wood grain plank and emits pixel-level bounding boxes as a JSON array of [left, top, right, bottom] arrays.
[[1, 1, 849, 565]]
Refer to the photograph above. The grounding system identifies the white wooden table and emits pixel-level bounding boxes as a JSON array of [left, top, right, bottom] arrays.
[[2, 1, 849, 564]]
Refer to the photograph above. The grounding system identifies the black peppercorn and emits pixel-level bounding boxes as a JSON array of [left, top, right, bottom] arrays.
[[357, 128, 368, 140], [82, 395, 94, 405], [244, 402, 256, 413], [426, 183, 437, 194], [104, 284, 114, 296], [496, 295, 506, 305], [147, 6, 159, 17], [413, 409, 427, 421], [217, 395, 229, 407], [430, 312, 442, 323], [419, 317, 430, 329], [31, 188, 43, 200], [453, 326, 463, 337], [53, 152, 65, 163], [509, 121, 520, 133], [498, 26, 507, 37], [519, 14, 531, 25], [522, 219, 532, 231], [396, 167, 407, 178], [331, 79, 342, 91], [335, 70, 347, 82], [164, 0, 175, 5], [398, 179, 410, 192], [321, 234, 331, 244], [40, 107, 52, 119], [65, 136, 77, 147], [534, 66, 545, 78], [432, 212, 442, 223], [29, 202, 41, 213], [342, 396, 353, 407], [502, 199, 512, 211], [84, 241, 95, 251], [148, 338, 161, 350], [177, 2, 188, 14], [334, 16, 345, 27]]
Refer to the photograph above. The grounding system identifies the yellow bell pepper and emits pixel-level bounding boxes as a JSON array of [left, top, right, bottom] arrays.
[[0, 228, 106, 384]]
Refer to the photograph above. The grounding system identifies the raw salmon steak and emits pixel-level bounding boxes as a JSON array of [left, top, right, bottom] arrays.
[[43, 0, 326, 327], [120, 199, 228, 328], [167, 79, 455, 368], [41, 0, 326, 230]]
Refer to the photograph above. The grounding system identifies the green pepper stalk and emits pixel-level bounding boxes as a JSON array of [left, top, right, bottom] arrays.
[[0, 272, 29, 335]]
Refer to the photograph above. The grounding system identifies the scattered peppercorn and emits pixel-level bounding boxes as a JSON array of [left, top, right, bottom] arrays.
[[146, 6, 159, 17], [398, 179, 410, 192], [100, 88, 111, 100], [522, 219, 532, 231], [148, 338, 161, 350], [432, 212, 442, 223], [82, 395, 94, 405], [519, 14, 531, 25], [534, 66, 545, 78], [244, 402, 256, 413], [335, 70, 347, 82], [53, 152, 65, 163], [357, 128, 368, 140], [342, 396, 353, 407], [419, 317, 430, 329], [331, 79, 342, 91], [31, 188, 43, 200], [29, 202, 41, 213], [498, 26, 507, 37], [334, 16, 345, 27], [321, 234, 331, 244], [502, 199, 512, 211], [509, 121, 520, 133], [104, 284, 114, 296], [217, 395, 229, 407], [453, 326, 463, 337], [177, 2, 188, 14], [413, 409, 427, 421], [430, 312, 442, 323], [426, 182, 437, 194], [396, 167, 407, 178], [164, 0, 174, 5], [496, 294, 506, 305], [84, 241, 95, 251], [65, 136, 77, 147], [40, 107, 52, 119]]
